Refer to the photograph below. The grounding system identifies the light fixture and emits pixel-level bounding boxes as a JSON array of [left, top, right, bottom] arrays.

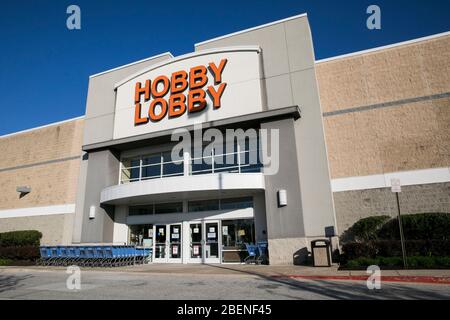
[[16, 186, 31, 194], [89, 205, 96, 219], [278, 189, 287, 207]]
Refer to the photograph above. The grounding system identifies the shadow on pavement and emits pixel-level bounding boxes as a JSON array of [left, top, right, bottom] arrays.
[[0, 273, 33, 294], [204, 264, 450, 300]]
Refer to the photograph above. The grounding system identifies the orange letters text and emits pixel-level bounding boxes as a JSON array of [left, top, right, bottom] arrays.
[[133, 59, 227, 125]]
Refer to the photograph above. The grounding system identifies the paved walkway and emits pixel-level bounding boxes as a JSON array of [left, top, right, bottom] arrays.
[[2, 264, 450, 284], [1, 267, 449, 300]]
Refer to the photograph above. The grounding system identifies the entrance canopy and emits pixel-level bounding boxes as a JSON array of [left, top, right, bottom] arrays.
[[100, 173, 265, 205]]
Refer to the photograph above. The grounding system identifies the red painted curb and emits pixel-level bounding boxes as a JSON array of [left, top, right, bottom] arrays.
[[271, 275, 450, 285]]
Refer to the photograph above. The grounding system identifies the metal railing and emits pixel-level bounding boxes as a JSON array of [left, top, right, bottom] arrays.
[[120, 148, 262, 184]]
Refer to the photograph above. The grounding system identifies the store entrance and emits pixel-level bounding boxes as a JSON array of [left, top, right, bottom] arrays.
[[153, 223, 182, 263], [203, 221, 220, 263], [152, 221, 222, 264], [187, 221, 221, 263], [129, 218, 255, 264]]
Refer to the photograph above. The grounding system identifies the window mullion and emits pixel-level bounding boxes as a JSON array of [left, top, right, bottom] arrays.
[[237, 143, 241, 173], [212, 148, 215, 173], [119, 160, 123, 184], [139, 157, 142, 181], [160, 153, 163, 178]]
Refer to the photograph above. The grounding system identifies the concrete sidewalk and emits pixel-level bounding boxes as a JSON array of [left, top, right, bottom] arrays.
[[1, 264, 450, 284]]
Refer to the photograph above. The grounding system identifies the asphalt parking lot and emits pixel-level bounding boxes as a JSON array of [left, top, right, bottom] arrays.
[[0, 266, 449, 300]]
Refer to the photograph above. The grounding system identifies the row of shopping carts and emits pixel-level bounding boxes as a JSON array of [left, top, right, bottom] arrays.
[[38, 245, 152, 267], [244, 241, 269, 265]]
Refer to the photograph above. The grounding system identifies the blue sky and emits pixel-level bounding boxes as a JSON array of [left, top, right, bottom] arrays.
[[0, 0, 449, 135]]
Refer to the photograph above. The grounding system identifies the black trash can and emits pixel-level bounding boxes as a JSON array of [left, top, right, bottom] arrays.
[[311, 239, 331, 267]]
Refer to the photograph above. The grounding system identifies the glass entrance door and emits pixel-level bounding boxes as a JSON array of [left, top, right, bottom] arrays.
[[168, 224, 182, 263], [204, 221, 220, 263], [188, 222, 203, 263], [154, 224, 167, 262], [154, 224, 183, 263]]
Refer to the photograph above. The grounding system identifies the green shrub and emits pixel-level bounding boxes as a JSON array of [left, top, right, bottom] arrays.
[[0, 258, 14, 266], [434, 256, 450, 268], [0, 230, 42, 247], [341, 242, 373, 261], [343, 257, 387, 268], [340, 215, 390, 243], [341, 239, 450, 261], [378, 256, 403, 267], [0, 246, 40, 260], [377, 213, 450, 240], [343, 256, 450, 269]]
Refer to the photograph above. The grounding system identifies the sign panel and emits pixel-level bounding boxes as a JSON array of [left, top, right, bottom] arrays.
[[207, 232, 216, 239], [391, 178, 401, 193], [193, 245, 199, 255], [113, 48, 263, 139]]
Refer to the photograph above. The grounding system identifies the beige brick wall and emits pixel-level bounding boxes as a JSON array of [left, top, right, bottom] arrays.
[[317, 35, 450, 178], [0, 160, 80, 210], [0, 118, 83, 168], [0, 119, 83, 210], [316, 35, 450, 114], [323, 97, 450, 178]]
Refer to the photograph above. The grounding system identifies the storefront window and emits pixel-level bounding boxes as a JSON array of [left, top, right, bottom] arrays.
[[188, 197, 253, 212], [188, 199, 220, 212], [120, 138, 262, 183], [129, 205, 153, 216], [220, 197, 253, 210], [129, 224, 153, 246], [120, 151, 183, 183], [154, 202, 183, 214], [221, 219, 255, 248], [221, 219, 255, 263], [189, 138, 262, 175]]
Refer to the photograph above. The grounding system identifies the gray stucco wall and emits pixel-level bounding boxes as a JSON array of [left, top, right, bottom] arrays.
[[196, 15, 337, 239], [261, 118, 305, 239], [83, 53, 173, 147], [74, 54, 174, 243], [253, 192, 268, 242], [75, 150, 120, 243]]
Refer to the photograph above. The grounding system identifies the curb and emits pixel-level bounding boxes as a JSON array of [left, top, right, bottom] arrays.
[[271, 275, 450, 285], [2, 267, 450, 284]]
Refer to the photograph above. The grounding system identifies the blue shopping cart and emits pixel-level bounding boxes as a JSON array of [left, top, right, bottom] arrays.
[[256, 241, 269, 265], [244, 243, 259, 264]]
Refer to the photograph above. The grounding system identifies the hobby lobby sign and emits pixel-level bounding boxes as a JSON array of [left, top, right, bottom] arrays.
[[134, 59, 228, 125]]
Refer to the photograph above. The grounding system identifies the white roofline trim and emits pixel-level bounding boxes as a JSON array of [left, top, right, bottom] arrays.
[[114, 46, 262, 89], [0, 115, 85, 140], [0, 204, 75, 219], [89, 52, 174, 79], [316, 30, 450, 64], [331, 167, 450, 192], [194, 13, 308, 47]]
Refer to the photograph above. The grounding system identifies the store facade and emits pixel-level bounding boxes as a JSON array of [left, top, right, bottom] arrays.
[[71, 14, 337, 265], [4, 13, 444, 265]]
